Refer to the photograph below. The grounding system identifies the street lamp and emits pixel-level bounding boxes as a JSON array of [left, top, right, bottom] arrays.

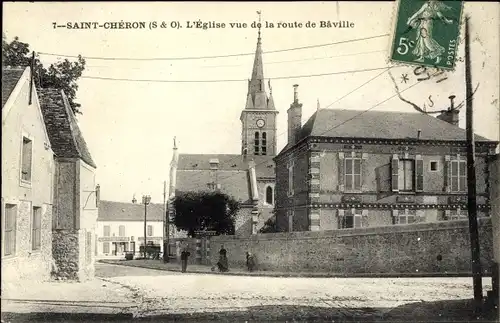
[[142, 195, 151, 259]]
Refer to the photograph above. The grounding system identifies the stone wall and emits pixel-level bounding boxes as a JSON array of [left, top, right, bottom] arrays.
[[1, 202, 53, 286], [208, 218, 493, 276]]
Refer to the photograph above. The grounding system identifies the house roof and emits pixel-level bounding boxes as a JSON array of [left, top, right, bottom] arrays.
[[98, 200, 164, 222], [38, 88, 97, 168], [176, 154, 274, 204], [279, 109, 495, 155], [2, 67, 25, 108]]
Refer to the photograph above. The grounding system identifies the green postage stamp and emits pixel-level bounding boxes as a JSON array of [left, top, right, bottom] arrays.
[[389, 0, 463, 70]]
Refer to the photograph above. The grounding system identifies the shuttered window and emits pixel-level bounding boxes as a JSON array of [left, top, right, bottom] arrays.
[[287, 161, 294, 197], [103, 225, 110, 237], [4, 204, 17, 256], [21, 137, 33, 182], [119, 225, 125, 237], [415, 155, 424, 192], [147, 225, 153, 236], [391, 155, 399, 192], [32, 207, 42, 250], [103, 242, 110, 254], [451, 160, 467, 192]]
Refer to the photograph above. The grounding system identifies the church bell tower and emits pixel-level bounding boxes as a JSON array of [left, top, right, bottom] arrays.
[[240, 12, 279, 157]]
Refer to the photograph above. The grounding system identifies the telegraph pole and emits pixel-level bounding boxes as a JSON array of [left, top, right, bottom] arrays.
[[464, 16, 483, 312], [163, 180, 170, 263]]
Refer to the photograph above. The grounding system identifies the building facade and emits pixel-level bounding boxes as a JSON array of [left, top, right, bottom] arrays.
[[274, 86, 499, 232], [1, 67, 55, 284], [39, 88, 98, 281], [96, 200, 164, 257], [170, 27, 277, 236]]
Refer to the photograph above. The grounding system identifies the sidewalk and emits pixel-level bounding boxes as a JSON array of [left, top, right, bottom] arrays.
[[99, 259, 485, 278], [1, 277, 137, 321]]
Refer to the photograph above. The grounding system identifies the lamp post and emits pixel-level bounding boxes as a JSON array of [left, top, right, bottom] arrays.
[[142, 195, 151, 259]]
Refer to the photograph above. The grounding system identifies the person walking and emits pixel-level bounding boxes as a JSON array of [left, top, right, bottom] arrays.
[[217, 244, 229, 272], [180, 246, 190, 273]]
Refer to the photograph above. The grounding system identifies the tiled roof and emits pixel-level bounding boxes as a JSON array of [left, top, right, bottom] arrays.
[[279, 108, 495, 155], [38, 88, 97, 168], [98, 200, 164, 222], [176, 169, 252, 204], [177, 154, 275, 178], [176, 154, 275, 204], [2, 67, 25, 108], [304, 109, 492, 141]]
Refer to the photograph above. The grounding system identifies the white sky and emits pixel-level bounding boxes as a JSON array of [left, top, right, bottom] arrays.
[[3, 2, 499, 203]]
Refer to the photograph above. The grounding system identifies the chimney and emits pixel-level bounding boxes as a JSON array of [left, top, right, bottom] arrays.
[[287, 84, 303, 146], [437, 95, 460, 126]]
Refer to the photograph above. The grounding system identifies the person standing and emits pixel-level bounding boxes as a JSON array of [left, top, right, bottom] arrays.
[[217, 245, 229, 272], [180, 246, 190, 273]]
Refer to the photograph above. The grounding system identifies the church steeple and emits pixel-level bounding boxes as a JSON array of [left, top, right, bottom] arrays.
[[247, 11, 268, 110], [240, 11, 279, 157]]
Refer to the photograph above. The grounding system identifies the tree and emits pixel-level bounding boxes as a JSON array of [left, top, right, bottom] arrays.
[[2, 35, 86, 115], [172, 191, 240, 237]]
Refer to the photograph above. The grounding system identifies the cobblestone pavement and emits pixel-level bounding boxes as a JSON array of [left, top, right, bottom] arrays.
[[1, 263, 496, 322], [98, 263, 493, 321]]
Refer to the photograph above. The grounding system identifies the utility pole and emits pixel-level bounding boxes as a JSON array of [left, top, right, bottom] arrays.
[[163, 180, 170, 263], [464, 15, 483, 312]]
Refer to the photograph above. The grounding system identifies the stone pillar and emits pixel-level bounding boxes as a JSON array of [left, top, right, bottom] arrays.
[[195, 238, 202, 265]]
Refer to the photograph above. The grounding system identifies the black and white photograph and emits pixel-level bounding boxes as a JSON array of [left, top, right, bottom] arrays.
[[1, 1, 499, 322]]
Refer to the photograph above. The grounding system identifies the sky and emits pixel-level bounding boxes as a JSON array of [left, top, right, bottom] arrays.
[[3, 1, 499, 204]]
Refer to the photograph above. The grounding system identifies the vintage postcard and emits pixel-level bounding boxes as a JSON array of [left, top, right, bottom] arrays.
[[1, 1, 499, 322]]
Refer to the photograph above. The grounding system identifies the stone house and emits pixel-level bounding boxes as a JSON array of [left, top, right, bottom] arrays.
[[1, 67, 55, 284], [169, 28, 277, 236], [38, 88, 98, 281], [274, 85, 499, 232], [96, 200, 165, 257]]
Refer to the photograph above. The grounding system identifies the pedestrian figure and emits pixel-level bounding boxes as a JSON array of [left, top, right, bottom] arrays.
[[246, 252, 255, 272], [217, 245, 229, 272], [180, 246, 190, 273]]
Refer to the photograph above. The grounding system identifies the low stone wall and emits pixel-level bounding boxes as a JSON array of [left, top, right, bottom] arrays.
[[208, 218, 493, 275]]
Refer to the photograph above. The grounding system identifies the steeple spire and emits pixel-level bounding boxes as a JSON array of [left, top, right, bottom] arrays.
[[247, 10, 267, 110]]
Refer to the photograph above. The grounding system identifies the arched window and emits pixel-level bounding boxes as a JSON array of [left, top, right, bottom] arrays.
[[261, 132, 267, 155], [254, 132, 260, 155], [266, 186, 273, 204]]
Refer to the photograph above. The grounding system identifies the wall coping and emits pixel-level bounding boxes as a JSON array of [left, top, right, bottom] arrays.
[[210, 218, 492, 242]]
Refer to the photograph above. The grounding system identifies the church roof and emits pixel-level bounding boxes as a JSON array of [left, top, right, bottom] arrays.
[[278, 108, 495, 155], [98, 200, 164, 222], [176, 154, 275, 205], [38, 88, 97, 168], [2, 67, 25, 108]]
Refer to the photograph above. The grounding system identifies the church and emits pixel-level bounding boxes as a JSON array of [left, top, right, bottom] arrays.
[[168, 26, 278, 236]]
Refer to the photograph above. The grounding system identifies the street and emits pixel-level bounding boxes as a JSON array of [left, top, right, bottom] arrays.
[[1, 262, 495, 322]]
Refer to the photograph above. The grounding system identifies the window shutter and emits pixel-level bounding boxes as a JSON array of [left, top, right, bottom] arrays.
[[444, 155, 451, 192], [392, 209, 399, 224], [361, 153, 368, 191], [391, 154, 399, 192], [338, 152, 345, 192], [415, 155, 424, 192], [416, 209, 425, 222]]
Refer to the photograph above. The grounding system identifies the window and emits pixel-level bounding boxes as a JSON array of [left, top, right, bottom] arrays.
[[396, 209, 416, 224], [287, 210, 294, 232], [21, 137, 33, 182], [207, 182, 217, 190], [3, 204, 17, 256], [118, 225, 125, 237], [261, 132, 267, 156], [447, 209, 468, 221], [398, 160, 414, 191], [103, 225, 110, 237], [265, 186, 273, 204], [254, 132, 260, 155], [451, 160, 466, 192], [287, 161, 294, 197], [344, 157, 362, 191], [339, 210, 362, 229], [430, 161, 438, 172], [32, 207, 42, 250], [103, 242, 110, 254], [147, 225, 153, 236]]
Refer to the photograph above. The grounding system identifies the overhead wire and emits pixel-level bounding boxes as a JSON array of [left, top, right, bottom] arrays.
[[37, 34, 389, 61]]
